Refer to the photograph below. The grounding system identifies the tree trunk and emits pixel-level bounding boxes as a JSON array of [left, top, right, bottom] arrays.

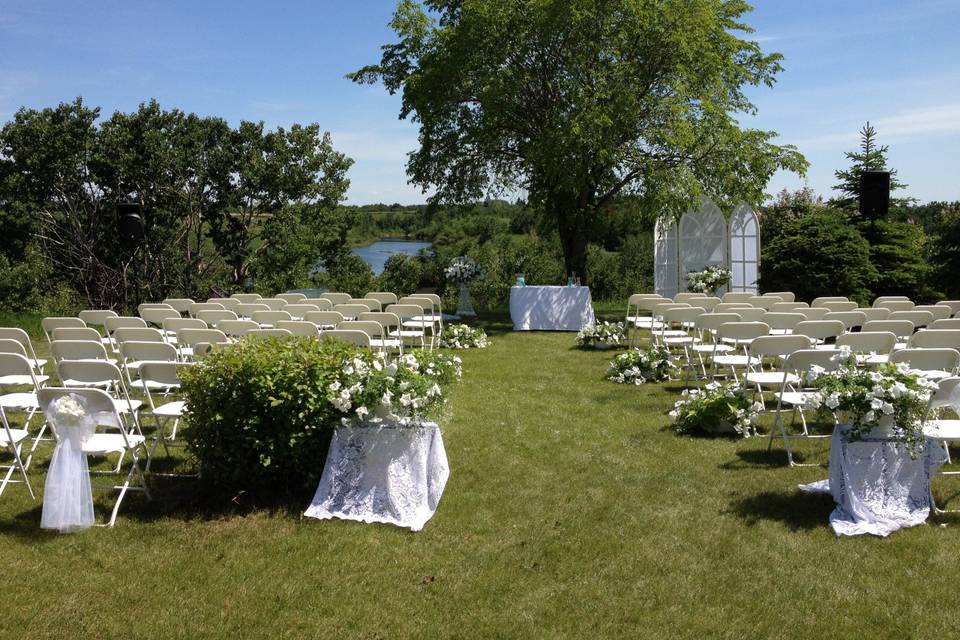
[[555, 198, 591, 285]]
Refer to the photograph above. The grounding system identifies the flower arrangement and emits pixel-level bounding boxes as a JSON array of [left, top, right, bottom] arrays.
[[439, 324, 489, 349], [686, 265, 732, 295], [806, 349, 938, 455], [51, 395, 87, 429], [669, 381, 763, 437], [606, 347, 676, 384], [575, 321, 626, 349], [327, 351, 463, 427], [445, 256, 484, 283]]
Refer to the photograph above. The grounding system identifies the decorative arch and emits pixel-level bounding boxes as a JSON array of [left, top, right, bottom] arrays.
[[678, 199, 727, 294], [653, 217, 679, 299], [728, 202, 760, 294]]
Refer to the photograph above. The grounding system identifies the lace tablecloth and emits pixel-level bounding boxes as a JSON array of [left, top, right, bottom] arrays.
[[799, 427, 946, 537], [304, 421, 449, 532], [509, 286, 596, 331]]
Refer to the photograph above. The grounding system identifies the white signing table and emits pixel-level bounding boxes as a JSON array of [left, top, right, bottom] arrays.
[[510, 285, 596, 331], [304, 422, 449, 532]]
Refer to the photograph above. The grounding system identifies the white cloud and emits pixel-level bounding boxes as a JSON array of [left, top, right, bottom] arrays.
[[793, 103, 960, 150]]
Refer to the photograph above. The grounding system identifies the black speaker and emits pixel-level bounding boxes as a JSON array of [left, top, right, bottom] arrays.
[[859, 171, 890, 219], [117, 203, 145, 245]]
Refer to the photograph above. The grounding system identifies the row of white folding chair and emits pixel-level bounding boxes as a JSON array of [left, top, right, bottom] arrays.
[[0, 352, 50, 484], [0, 328, 47, 374]]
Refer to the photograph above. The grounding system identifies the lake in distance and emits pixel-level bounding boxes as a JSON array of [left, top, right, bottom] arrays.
[[351, 239, 433, 274]]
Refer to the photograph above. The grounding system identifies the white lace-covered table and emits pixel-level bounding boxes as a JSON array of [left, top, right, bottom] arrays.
[[799, 426, 946, 537], [509, 286, 596, 331], [304, 421, 449, 532]]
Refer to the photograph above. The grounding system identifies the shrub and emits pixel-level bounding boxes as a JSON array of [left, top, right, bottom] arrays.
[[313, 254, 376, 297], [376, 253, 439, 296], [181, 336, 358, 493], [860, 219, 939, 302], [931, 205, 960, 298]]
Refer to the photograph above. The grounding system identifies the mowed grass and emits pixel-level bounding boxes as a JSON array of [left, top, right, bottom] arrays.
[[1, 313, 960, 638]]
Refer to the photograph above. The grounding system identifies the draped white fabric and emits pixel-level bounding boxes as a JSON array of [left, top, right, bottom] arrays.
[[799, 426, 946, 537], [40, 395, 109, 533], [305, 421, 449, 532], [509, 286, 595, 331]]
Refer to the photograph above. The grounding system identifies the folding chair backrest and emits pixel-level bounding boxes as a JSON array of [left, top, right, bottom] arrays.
[[652, 303, 689, 320], [663, 306, 706, 325], [822, 311, 867, 331], [358, 312, 402, 333], [721, 292, 754, 303], [57, 359, 123, 388], [219, 320, 260, 337], [284, 303, 322, 319], [716, 322, 770, 342], [275, 321, 321, 338], [251, 310, 293, 325], [937, 301, 960, 315], [734, 308, 767, 322], [335, 304, 375, 320], [419, 293, 442, 311], [914, 305, 952, 321], [104, 317, 147, 337], [235, 303, 270, 319], [260, 299, 288, 311], [177, 328, 229, 347], [338, 321, 384, 339], [161, 298, 195, 313], [858, 307, 891, 322], [188, 302, 225, 317], [888, 310, 934, 329], [138, 303, 174, 315], [890, 348, 960, 374], [37, 387, 121, 429], [770, 302, 808, 312], [761, 312, 805, 332], [304, 311, 345, 328], [821, 301, 858, 312], [196, 310, 238, 327], [0, 352, 37, 381], [245, 329, 293, 338], [42, 317, 85, 342], [51, 340, 110, 362], [51, 327, 102, 342], [320, 292, 352, 306], [275, 293, 307, 304], [163, 318, 207, 334], [928, 377, 960, 413], [365, 292, 399, 307], [141, 308, 181, 326], [349, 298, 381, 311], [861, 319, 915, 339], [784, 349, 843, 377], [78, 310, 118, 327], [119, 341, 178, 364], [908, 330, 960, 350], [0, 339, 28, 358], [811, 296, 849, 308], [931, 318, 960, 330], [230, 293, 263, 303], [793, 320, 845, 342], [385, 304, 423, 322], [797, 307, 830, 320], [873, 295, 910, 306], [685, 297, 721, 311], [747, 296, 780, 310], [207, 298, 241, 311], [877, 300, 915, 312], [138, 361, 187, 389], [714, 302, 751, 313], [0, 328, 38, 361], [400, 296, 434, 313], [748, 335, 810, 358], [673, 292, 700, 303], [113, 327, 165, 344], [765, 291, 796, 302], [835, 331, 897, 355], [635, 296, 669, 313], [694, 313, 743, 333], [322, 330, 371, 348]]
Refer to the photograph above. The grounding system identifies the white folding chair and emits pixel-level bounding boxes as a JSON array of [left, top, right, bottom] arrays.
[[275, 292, 307, 304], [836, 331, 897, 366], [117, 341, 179, 391], [744, 335, 809, 409], [251, 310, 293, 328], [188, 302, 226, 318], [219, 319, 260, 338], [275, 320, 321, 338], [51, 327, 103, 343], [230, 293, 263, 304], [138, 361, 193, 474], [235, 303, 270, 319], [304, 310, 345, 331], [0, 352, 48, 467], [161, 298, 195, 314], [0, 328, 47, 374], [908, 329, 960, 351], [358, 312, 404, 354], [284, 303, 322, 320], [195, 309, 238, 328], [260, 299, 288, 311], [711, 322, 769, 382], [761, 312, 805, 336], [890, 348, 960, 381], [0, 402, 34, 499], [793, 320, 845, 349], [322, 330, 371, 348], [386, 304, 428, 350], [365, 292, 399, 307], [319, 292, 352, 306], [923, 377, 960, 484], [41, 317, 85, 344]]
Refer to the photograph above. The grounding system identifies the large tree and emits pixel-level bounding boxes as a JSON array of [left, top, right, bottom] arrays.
[[352, 0, 806, 281]]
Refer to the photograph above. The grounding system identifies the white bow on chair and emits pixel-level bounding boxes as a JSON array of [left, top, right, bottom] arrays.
[[41, 394, 101, 533]]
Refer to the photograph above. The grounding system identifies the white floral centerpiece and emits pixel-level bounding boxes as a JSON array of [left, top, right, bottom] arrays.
[[806, 348, 938, 456], [606, 347, 676, 384], [445, 256, 483, 316], [669, 381, 763, 437], [575, 321, 626, 349], [439, 324, 489, 349], [686, 266, 732, 295], [327, 351, 463, 427]]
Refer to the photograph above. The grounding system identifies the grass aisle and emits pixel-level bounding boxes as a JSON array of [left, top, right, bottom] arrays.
[[2, 315, 959, 638]]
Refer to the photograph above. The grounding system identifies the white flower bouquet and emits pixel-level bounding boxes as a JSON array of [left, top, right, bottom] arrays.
[[669, 381, 763, 437], [445, 256, 484, 283], [575, 321, 626, 349], [327, 351, 463, 427], [606, 347, 676, 384], [806, 348, 938, 455], [686, 265, 732, 295], [439, 324, 489, 349]]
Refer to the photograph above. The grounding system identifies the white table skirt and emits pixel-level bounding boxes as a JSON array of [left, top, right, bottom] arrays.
[[304, 421, 449, 532], [799, 427, 946, 537], [510, 286, 596, 331]]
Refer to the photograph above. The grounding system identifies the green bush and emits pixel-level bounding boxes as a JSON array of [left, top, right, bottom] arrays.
[[760, 210, 876, 304], [860, 220, 939, 302], [180, 336, 359, 493], [376, 253, 441, 297], [313, 254, 376, 297], [931, 206, 960, 299]]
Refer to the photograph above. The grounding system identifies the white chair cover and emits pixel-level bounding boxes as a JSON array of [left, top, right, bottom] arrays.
[[40, 394, 119, 533], [305, 421, 449, 532]]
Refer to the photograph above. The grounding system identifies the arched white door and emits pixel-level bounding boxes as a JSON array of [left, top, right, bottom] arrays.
[[654, 217, 679, 299], [728, 202, 760, 294], [678, 199, 728, 294]]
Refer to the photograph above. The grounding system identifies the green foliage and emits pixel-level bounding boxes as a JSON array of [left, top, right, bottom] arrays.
[[375, 253, 438, 297], [859, 219, 938, 302], [354, 0, 806, 281], [760, 209, 876, 303], [930, 204, 960, 299], [758, 187, 824, 247], [313, 254, 377, 298], [180, 336, 359, 493], [0, 243, 81, 314], [832, 121, 910, 211]]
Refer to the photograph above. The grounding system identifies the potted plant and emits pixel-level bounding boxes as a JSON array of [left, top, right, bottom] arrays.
[[606, 347, 676, 384], [439, 324, 489, 349], [686, 265, 732, 296], [575, 321, 627, 350], [669, 381, 763, 436]]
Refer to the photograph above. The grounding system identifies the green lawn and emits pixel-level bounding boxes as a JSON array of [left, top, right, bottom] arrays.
[[2, 313, 959, 638]]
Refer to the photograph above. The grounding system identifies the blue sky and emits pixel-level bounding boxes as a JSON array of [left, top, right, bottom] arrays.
[[1, 0, 958, 205]]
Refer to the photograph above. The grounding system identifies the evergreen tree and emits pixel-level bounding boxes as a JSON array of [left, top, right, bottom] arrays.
[[832, 122, 910, 211]]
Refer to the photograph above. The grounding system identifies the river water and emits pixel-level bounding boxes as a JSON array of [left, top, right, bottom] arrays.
[[351, 239, 433, 274]]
